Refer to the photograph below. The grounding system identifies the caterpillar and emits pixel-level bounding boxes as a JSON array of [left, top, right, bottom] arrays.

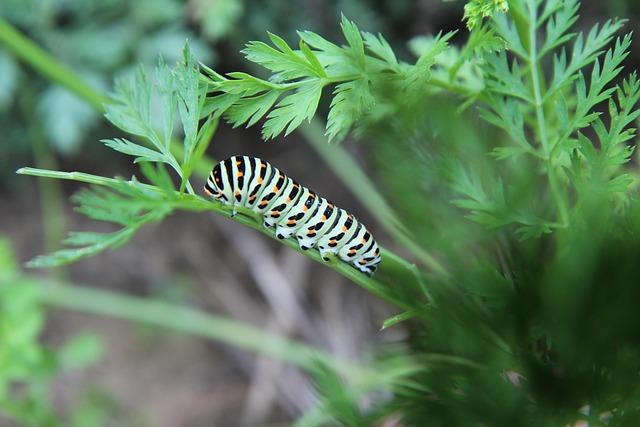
[[203, 156, 381, 275]]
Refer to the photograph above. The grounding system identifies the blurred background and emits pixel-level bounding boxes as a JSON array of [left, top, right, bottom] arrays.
[[1, 0, 639, 425]]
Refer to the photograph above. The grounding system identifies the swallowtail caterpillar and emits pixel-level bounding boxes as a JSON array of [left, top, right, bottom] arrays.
[[204, 156, 381, 275]]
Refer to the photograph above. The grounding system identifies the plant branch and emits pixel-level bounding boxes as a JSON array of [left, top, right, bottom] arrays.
[[39, 282, 373, 380], [0, 16, 107, 110], [6, 17, 432, 304], [17, 167, 422, 311], [525, 0, 570, 226]]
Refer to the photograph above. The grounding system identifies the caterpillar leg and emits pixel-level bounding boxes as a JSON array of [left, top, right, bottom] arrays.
[[318, 246, 338, 263], [275, 225, 296, 240], [320, 252, 337, 264], [296, 233, 318, 251]]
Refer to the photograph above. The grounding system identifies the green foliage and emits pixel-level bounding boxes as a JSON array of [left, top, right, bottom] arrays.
[[0, 238, 105, 426], [0, 0, 213, 157], [191, 0, 244, 41], [448, 0, 639, 236], [21, 46, 226, 268], [202, 15, 462, 142], [463, 0, 509, 30], [26, 178, 175, 268], [104, 45, 215, 192]]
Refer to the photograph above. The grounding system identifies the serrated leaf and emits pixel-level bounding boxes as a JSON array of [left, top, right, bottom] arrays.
[[106, 67, 158, 145], [175, 44, 202, 166], [362, 31, 398, 68], [299, 40, 326, 77], [262, 80, 323, 139], [546, 19, 626, 100], [27, 178, 174, 269], [101, 138, 167, 164], [220, 72, 286, 95], [539, 0, 579, 58], [26, 228, 136, 268], [325, 79, 374, 143], [201, 92, 241, 118], [339, 14, 366, 69], [483, 52, 533, 103], [225, 90, 282, 128], [405, 31, 455, 93], [492, 13, 526, 58], [242, 32, 325, 79], [155, 58, 176, 151]]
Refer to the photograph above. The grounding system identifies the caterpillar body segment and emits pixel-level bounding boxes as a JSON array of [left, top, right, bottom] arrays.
[[205, 156, 381, 275], [275, 186, 316, 240], [317, 210, 359, 261]]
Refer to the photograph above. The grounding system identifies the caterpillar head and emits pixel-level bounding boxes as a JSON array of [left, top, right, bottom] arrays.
[[204, 163, 229, 203]]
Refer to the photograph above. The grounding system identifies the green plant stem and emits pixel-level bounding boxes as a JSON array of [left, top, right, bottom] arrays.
[[0, 16, 107, 110], [524, 0, 569, 227], [16, 167, 420, 311], [528, 18, 549, 156], [21, 87, 67, 270], [39, 282, 371, 379], [31, 134, 66, 258]]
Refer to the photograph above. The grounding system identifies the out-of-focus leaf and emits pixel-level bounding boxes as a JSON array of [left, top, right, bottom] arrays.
[[0, 49, 20, 109], [192, 0, 244, 41], [58, 333, 103, 369], [62, 25, 135, 70], [135, 28, 213, 65], [38, 86, 99, 155]]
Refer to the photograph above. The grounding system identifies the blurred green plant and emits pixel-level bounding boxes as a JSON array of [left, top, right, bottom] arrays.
[[0, 0, 212, 156], [201, 15, 477, 142], [1, 235, 403, 426], [0, 238, 105, 427]]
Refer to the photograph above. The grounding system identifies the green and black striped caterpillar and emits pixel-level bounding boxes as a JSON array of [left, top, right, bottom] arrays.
[[204, 156, 381, 275]]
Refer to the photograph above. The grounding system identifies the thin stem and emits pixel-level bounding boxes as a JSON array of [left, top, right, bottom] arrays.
[[17, 167, 421, 311], [20, 83, 67, 268], [16, 168, 146, 188], [40, 282, 373, 380], [525, 1, 570, 227], [0, 16, 107, 110], [527, 2, 549, 157]]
